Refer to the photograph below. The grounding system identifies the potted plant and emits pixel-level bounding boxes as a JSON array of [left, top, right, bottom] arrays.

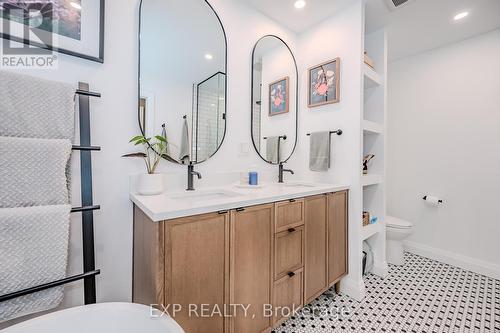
[[123, 134, 178, 195]]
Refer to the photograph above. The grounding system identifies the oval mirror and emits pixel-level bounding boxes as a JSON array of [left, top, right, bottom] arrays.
[[139, 0, 227, 164], [251, 35, 298, 165]]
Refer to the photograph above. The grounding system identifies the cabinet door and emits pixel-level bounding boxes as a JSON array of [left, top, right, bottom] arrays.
[[230, 204, 274, 333], [165, 212, 229, 333], [304, 195, 328, 303], [327, 191, 348, 285]]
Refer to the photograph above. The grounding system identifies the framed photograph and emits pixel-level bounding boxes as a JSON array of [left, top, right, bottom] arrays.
[[308, 57, 340, 107], [0, 0, 105, 63], [269, 76, 289, 116]]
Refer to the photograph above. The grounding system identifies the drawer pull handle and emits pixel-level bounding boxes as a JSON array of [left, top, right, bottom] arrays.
[[218, 210, 228, 215], [288, 228, 296, 233], [287, 272, 296, 278], [289, 199, 296, 203], [236, 207, 245, 212]]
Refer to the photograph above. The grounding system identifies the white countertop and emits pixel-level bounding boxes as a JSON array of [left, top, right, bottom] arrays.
[[130, 182, 349, 222]]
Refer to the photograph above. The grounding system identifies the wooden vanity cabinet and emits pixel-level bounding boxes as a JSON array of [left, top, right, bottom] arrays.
[[133, 190, 348, 333], [164, 212, 230, 333], [304, 191, 348, 303], [327, 191, 348, 285], [304, 195, 328, 303], [133, 207, 229, 333], [230, 204, 274, 333]]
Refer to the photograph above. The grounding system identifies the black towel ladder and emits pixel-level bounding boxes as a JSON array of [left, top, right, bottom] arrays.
[[0, 82, 101, 304]]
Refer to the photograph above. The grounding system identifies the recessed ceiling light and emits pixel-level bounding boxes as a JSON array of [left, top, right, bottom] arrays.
[[205, 54, 213, 60], [70, 2, 82, 10], [294, 0, 306, 9], [454, 11, 469, 21]]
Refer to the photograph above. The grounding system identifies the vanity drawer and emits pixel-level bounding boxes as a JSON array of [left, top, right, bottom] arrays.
[[272, 268, 304, 325], [275, 199, 305, 233], [274, 226, 304, 280]]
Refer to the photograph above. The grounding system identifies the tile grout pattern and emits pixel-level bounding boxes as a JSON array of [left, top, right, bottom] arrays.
[[272, 252, 500, 333]]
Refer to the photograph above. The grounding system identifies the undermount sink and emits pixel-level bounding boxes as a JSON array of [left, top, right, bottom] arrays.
[[168, 189, 242, 202], [281, 181, 318, 188]]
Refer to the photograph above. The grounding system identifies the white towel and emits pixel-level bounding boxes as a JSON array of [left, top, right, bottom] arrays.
[[179, 118, 190, 164], [0, 70, 75, 140], [0, 137, 72, 208], [0, 205, 71, 322], [309, 131, 331, 172], [266, 136, 279, 164]]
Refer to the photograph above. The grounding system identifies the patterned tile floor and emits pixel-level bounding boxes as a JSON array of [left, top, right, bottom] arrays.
[[272, 252, 500, 333]]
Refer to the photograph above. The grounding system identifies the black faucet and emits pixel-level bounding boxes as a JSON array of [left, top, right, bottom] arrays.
[[187, 163, 202, 191], [278, 162, 294, 183]]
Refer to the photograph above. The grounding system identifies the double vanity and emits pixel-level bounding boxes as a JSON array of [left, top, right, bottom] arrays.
[[131, 183, 348, 333], [134, 1, 350, 332]]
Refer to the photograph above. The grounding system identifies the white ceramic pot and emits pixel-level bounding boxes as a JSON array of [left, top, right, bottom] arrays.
[[137, 173, 164, 196]]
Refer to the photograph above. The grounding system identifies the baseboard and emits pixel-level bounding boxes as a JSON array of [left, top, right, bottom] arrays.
[[404, 240, 500, 280], [339, 276, 366, 301]]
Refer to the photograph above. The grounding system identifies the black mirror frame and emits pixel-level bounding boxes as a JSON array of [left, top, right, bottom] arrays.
[[137, 0, 228, 165], [250, 35, 299, 165]]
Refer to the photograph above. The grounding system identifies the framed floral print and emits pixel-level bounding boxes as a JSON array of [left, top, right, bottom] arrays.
[[269, 76, 289, 116], [308, 58, 340, 107]]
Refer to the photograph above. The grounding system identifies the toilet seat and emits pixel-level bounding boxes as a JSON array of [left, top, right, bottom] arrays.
[[386, 216, 412, 230]]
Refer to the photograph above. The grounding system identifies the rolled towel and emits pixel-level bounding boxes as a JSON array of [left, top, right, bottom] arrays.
[[309, 131, 331, 172], [0, 137, 72, 208], [0, 205, 71, 322], [0, 70, 75, 140]]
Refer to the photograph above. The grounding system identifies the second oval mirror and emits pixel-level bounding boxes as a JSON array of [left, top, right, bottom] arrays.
[[251, 35, 298, 165]]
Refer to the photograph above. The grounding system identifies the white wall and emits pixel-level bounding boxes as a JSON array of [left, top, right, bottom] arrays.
[[292, 0, 365, 298], [387, 29, 500, 278]]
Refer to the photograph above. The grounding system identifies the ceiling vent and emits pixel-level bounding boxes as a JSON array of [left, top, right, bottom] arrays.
[[383, 0, 415, 11]]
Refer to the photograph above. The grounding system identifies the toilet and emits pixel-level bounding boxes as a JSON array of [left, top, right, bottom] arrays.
[[386, 216, 413, 265]]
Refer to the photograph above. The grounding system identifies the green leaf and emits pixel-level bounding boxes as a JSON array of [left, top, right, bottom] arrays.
[[134, 138, 148, 145], [129, 135, 144, 143], [155, 135, 167, 142]]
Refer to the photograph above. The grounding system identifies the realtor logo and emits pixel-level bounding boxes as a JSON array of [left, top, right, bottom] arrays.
[[0, 1, 58, 68]]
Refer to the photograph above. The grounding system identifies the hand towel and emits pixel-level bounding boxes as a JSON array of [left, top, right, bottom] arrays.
[[0, 136, 72, 208], [0, 70, 75, 140], [266, 136, 279, 164], [179, 118, 190, 164], [0, 205, 71, 322], [309, 131, 331, 172]]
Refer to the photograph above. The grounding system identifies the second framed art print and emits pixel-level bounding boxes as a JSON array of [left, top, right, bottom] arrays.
[[308, 58, 340, 108]]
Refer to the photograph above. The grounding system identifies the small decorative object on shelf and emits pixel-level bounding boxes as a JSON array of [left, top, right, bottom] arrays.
[[364, 51, 375, 69], [363, 154, 375, 174], [363, 211, 370, 226]]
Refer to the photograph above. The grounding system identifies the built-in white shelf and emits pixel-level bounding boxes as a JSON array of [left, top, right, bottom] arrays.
[[362, 174, 383, 186], [362, 221, 384, 241], [362, 119, 384, 134], [364, 64, 383, 89]]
